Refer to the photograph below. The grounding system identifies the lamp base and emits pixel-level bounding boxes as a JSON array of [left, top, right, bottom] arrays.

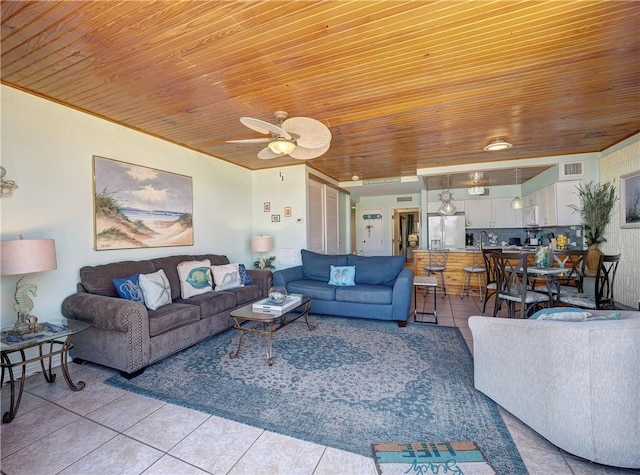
[[8, 315, 43, 335]]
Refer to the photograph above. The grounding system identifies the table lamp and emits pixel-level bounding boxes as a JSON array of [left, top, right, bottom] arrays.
[[0, 237, 57, 334], [251, 236, 274, 269]]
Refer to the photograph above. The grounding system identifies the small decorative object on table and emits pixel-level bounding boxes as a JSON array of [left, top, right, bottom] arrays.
[[268, 286, 287, 304], [535, 246, 550, 267]]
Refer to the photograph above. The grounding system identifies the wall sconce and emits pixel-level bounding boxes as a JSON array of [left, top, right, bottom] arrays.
[[0, 167, 18, 197]]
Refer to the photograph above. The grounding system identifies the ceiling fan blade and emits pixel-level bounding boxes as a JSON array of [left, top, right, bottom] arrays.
[[257, 147, 281, 160], [226, 138, 270, 144], [240, 117, 292, 139], [282, 117, 331, 149], [289, 142, 330, 160]]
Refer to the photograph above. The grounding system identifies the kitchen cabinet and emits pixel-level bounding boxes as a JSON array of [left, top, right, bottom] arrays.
[[534, 181, 580, 226], [465, 198, 522, 228]]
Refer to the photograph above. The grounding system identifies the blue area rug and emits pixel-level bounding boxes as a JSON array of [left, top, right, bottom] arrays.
[[106, 316, 527, 474]]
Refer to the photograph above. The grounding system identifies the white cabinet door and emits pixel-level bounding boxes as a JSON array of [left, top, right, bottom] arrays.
[[555, 181, 581, 225], [465, 199, 492, 227], [544, 184, 557, 226], [493, 197, 523, 228]]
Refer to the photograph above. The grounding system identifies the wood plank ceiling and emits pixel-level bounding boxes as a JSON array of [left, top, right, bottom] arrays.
[[2, 1, 639, 192]]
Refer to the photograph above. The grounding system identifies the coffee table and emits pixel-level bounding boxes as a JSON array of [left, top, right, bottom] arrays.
[[229, 294, 313, 365]]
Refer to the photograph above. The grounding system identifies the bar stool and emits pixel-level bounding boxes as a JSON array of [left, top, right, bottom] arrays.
[[461, 250, 486, 300], [425, 249, 449, 297]]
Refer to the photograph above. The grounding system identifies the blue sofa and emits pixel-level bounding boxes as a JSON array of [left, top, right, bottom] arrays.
[[272, 250, 413, 326]]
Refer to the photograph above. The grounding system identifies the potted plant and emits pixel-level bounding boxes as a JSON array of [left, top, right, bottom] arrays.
[[569, 181, 618, 276]]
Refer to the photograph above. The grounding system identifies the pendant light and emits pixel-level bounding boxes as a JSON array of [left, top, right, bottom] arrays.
[[438, 174, 456, 216], [511, 168, 523, 210]]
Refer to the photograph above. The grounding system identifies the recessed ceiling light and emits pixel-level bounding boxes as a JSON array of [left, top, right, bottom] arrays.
[[483, 139, 512, 152], [351, 174, 360, 181]]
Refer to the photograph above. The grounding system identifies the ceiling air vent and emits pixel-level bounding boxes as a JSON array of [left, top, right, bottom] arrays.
[[560, 161, 584, 180], [397, 196, 413, 202]]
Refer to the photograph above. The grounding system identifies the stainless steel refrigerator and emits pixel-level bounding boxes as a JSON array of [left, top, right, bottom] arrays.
[[427, 213, 466, 249]]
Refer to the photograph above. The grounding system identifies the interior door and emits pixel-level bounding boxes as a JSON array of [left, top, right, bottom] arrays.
[[393, 209, 401, 256]]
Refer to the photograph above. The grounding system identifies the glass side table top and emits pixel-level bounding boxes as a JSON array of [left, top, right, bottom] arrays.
[[1, 319, 90, 352]]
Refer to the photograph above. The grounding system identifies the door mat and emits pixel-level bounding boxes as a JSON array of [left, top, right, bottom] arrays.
[[372, 441, 496, 475]]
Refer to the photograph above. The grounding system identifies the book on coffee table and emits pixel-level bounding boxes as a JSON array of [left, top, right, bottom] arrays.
[[252, 294, 302, 315]]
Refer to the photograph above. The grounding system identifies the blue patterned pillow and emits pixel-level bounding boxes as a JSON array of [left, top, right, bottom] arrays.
[[113, 274, 143, 302], [328, 265, 356, 286], [238, 264, 253, 285], [529, 307, 592, 321]]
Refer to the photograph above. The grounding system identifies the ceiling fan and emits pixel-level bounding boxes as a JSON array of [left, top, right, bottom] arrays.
[[226, 111, 331, 160]]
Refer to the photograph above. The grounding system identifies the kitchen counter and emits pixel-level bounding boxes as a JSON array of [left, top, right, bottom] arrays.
[[413, 249, 485, 294]]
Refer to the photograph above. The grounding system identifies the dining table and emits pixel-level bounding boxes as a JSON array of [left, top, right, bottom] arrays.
[[526, 266, 571, 306]]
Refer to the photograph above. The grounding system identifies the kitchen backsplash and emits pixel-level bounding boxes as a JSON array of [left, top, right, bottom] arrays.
[[467, 226, 585, 249]]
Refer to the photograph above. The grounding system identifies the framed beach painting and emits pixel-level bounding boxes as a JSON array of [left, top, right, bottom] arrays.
[[93, 156, 194, 250], [620, 170, 640, 228]]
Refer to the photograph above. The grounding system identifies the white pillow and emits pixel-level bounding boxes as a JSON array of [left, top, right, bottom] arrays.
[[138, 269, 172, 310], [177, 259, 212, 299], [211, 263, 244, 291]]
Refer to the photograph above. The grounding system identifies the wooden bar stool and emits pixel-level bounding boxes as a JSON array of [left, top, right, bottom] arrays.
[[461, 250, 486, 300]]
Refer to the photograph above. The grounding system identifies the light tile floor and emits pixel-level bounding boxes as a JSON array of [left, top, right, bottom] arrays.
[[1, 295, 637, 475]]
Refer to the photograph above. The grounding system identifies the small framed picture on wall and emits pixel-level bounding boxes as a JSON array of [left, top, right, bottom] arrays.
[[271, 214, 280, 222], [284, 206, 292, 217], [263, 202, 271, 213]]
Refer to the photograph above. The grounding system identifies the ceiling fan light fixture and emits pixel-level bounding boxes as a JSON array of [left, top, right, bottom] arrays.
[[483, 139, 512, 152], [267, 138, 296, 155]]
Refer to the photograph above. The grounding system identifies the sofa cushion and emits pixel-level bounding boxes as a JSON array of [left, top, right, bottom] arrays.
[[80, 260, 156, 297], [193, 254, 231, 267], [287, 279, 337, 300], [328, 265, 356, 286], [113, 273, 144, 302], [147, 303, 201, 337], [226, 285, 263, 306], [176, 290, 237, 318], [211, 263, 244, 291], [177, 259, 213, 299], [301, 249, 349, 281], [336, 284, 393, 304], [347, 255, 405, 285], [139, 269, 172, 310]]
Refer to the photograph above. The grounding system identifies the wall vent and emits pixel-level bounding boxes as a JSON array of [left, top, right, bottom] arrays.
[[397, 196, 413, 202], [560, 161, 584, 179]]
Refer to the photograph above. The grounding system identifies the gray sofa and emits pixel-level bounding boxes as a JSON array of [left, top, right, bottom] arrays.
[[469, 311, 640, 469], [61, 254, 272, 378], [272, 250, 412, 325]]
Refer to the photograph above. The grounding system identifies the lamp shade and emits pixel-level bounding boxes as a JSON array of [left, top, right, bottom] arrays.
[[251, 236, 273, 253], [0, 239, 57, 276]]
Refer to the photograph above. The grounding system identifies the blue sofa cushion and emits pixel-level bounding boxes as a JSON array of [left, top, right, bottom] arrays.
[[287, 279, 337, 300], [301, 250, 349, 281], [347, 255, 405, 285], [336, 284, 393, 304]]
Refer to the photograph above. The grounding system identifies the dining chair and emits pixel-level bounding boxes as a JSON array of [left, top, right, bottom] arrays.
[[425, 249, 449, 297], [460, 250, 486, 300], [534, 249, 587, 302], [492, 251, 549, 318], [481, 247, 498, 314], [558, 253, 621, 310]]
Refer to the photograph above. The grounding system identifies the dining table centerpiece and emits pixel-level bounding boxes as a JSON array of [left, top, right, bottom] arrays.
[[569, 181, 618, 276]]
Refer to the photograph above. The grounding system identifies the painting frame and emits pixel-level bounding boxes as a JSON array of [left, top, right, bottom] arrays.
[[264, 202, 271, 212], [93, 155, 193, 250], [271, 214, 281, 222], [620, 170, 640, 228], [284, 206, 292, 217]]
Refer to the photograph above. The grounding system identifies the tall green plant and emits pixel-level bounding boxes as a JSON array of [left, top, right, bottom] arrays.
[[569, 181, 618, 246]]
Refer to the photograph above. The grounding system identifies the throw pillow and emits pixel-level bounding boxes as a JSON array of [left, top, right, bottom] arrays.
[[529, 307, 592, 321], [237, 263, 253, 285], [328, 265, 356, 286], [138, 269, 172, 310], [177, 260, 213, 299], [211, 263, 244, 291], [113, 273, 144, 302]]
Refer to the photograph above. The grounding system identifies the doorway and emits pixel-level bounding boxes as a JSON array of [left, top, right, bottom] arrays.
[[393, 207, 420, 261]]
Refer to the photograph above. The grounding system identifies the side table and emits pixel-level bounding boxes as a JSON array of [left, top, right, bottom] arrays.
[[413, 276, 438, 324], [1, 319, 90, 423]]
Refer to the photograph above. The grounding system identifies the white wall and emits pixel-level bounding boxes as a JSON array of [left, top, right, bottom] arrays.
[[0, 86, 254, 326], [599, 133, 640, 309]]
